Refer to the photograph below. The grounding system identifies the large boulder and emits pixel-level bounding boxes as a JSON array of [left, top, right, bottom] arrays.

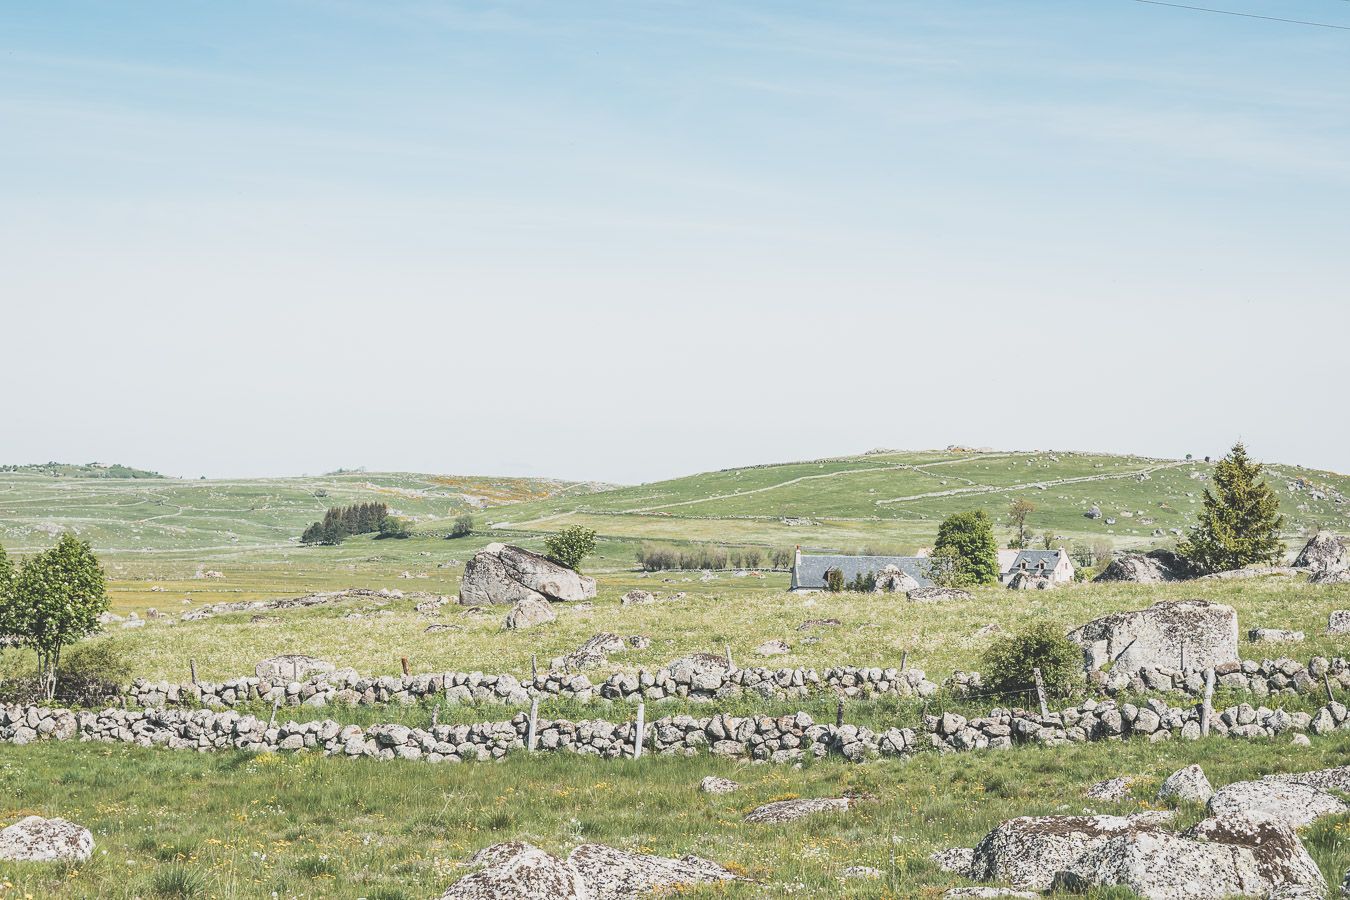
[[504, 596, 557, 630], [1068, 600, 1238, 676], [1330, 611, 1350, 634], [1007, 571, 1053, 591], [0, 816, 95, 863], [1093, 549, 1201, 584], [968, 814, 1160, 891], [439, 842, 585, 899], [459, 543, 597, 606], [744, 798, 852, 824], [566, 843, 741, 899], [1207, 778, 1349, 828], [874, 564, 919, 593], [254, 655, 335, 681], [1292, 531, 1347, 573], [1266, 766, 1350, 795]]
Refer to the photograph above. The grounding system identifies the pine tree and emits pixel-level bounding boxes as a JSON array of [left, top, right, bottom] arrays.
[[1178, 442, 1285, 574]]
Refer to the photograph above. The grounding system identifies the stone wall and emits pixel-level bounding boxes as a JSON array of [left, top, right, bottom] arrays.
[[7, 694, 1350, 765], [125, 664, 942, 710], [1097, 656, 1350, 699]]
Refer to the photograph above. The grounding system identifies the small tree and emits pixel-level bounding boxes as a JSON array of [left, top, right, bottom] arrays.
[[377, 516, 413, 539], [982, 620, 1082, 699], [1040, 531, 1055, 551], [1178, 442, 1285, 574], [1007, 498, 1035, 549], [824, 568, 845, 593], [450, 514, 475, 539], [543, 526, 597, 571], [933, 510, 1000, 586], [0, 533, 109, 701]]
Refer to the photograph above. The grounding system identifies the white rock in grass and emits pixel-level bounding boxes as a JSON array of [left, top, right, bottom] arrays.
[[1086, 777, 1135, 802], [943, 890, 1038, 899], [1207, 778, 1348, 828], [566, 843, 741, 900], [698, 776, 740, 795], [930, 847, 975, 876], [743, 798, 852, 824], [1156, 765, 1214, 804], [0, 816, 94, 863], [504, 596, 556, 630], [440, 842, 585, 899], [841, 865, 882, 880]]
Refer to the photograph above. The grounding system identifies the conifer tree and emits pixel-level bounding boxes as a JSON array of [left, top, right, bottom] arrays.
[[1178, 442, 1285, 573]]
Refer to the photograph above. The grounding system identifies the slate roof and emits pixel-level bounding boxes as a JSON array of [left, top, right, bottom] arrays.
[[791, 554, 934, 590], [1004, 550, 1064, 573]]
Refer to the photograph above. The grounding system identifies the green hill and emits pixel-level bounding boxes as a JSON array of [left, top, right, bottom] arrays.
[[489, 448, 1350, 556], [0, 470, 606, 553], [0, 461, 164, 479]]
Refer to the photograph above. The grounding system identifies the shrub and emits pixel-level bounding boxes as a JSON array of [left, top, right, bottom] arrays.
[[450, 514, 475, 538], [0, 638, 130, 706], [743, 548, 763, 569], [770, 548, 795, 570], [544, 526, 597, 571], [848, 571, 876, 592], [982, 620, 1083, 700], [824, 568, 845, 593], [376, 516, 413, 539]]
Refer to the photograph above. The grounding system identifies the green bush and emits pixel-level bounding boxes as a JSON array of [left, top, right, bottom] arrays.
[[376, 516, 413, 539], [543, 526, 597, 571], [449, 514, 475, 538], [824, 568, 845, 593], [982, 620, 1083, 700], [932, 511, 999, 585]]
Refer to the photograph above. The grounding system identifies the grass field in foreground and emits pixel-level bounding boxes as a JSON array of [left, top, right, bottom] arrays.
[[3, 733, 1350, 898], [7, 560, 1348, 689]]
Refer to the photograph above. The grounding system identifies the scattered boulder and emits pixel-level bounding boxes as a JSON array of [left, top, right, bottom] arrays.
[[841, 866, 882, 880], [1207, 778, 1349, 828], [1007, 571, 1053, 591], [254, 655, 335, 681], [1157, 765, 1214, 804], [1330, 611, 1350, 634], [504, 596, 557, 630], [1093, 549, 1201, 584], [626, 635, 651, 649], [1263, 766, 1350, 796], [621, 590, 656, 606], [553, 633, 625, 669], [944, 890, 1037, 899], [874, 564, 919, 593], [1086, 505, 1103, 520], [1199, 566, 1300, 581], [1248, 628, 1304, 643], [797, 618, 841, 630], [459, 543, 597, 606], [699, 776, 740, 795], [930, 847, 975, 875], [1068, 600, 1238, 676], [1086, 776, 1136, 802], [439, 842, 585, 899], [1185, 813, 1325, 894], [0, 816, 95, 863], [908, 586, 972, 603], [744, 797, 852, 824], [1292, 531, 1347, 573], [755, 640, 790, 657], [1313, 569, 1350, 585], [566, 843, 742, 900]]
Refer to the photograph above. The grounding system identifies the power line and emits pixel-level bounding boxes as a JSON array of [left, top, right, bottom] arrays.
[[1132, 0, 1350, 30]]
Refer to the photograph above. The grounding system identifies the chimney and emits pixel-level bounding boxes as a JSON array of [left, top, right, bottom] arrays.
[[794, 545, 802, 568]]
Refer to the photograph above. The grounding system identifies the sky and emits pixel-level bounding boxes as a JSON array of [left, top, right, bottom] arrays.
[[2, 0, 1348, 484]]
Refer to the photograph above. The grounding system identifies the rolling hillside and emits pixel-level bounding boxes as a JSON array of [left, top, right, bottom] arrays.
[[490, 449, 1350, 555], [0, 469, 606, 553]]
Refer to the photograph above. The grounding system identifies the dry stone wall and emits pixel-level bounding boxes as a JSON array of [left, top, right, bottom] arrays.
[[9, 695, 1350, 765]]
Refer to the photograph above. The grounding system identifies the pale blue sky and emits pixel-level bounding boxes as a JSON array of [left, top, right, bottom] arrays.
[[3, 1, 1347, 482]]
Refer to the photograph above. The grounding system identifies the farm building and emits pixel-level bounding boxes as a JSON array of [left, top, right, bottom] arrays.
[[789, 547, 1074, 591]]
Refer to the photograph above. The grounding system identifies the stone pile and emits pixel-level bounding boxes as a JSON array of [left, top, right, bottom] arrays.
[[180, 588, 414, 622]]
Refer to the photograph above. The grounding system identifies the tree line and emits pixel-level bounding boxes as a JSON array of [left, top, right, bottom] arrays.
[[300, 502, 391, 545]]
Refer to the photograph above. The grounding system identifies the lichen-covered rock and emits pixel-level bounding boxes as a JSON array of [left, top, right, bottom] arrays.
[[968, 814, 1159, 890], [841, 865, 882, 880], [943, 890, 1038, 899], [1207, 778, 1349, 827], [504, 596, 557, 630], [1086, 776, 1136, 802], [1052, 827, 1268, 898], [1293, 531, 1347, 573], [1157, 765, 1215, 804], [621, 590, 656, 606], [459, 543, 596, 606], [874, 564, 919, 593], [554, 633, 625, 669], [1007, 571, 1054, 591], [0, 816, 95, 863], [1331, 611, 1350, 634], [755, 640, 790, 657], [566, 843, 741, 899], [908, 586, 972, 603], [931, 847, 975, 875], [254, 655, 335, 681], [1264, 765, 1350, 795], [1314, 570, 1350, 585], [1185, 813, 1325, 894], [744, 797, 852, 824], [699, 776, 740, 795], [1069, 600, 1238, 675], [1093, 549, 1200, 584], [439, 842, 586, 899], [1249, 629, 1305, 643]]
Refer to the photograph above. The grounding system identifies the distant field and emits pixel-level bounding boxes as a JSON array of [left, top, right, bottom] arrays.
[[490, 449, 1350, 555]]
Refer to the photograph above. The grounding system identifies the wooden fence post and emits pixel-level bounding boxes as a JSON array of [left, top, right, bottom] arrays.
[[634, 701, 646, 760], [268, 695, 282, 730], [1325, 671, 1336, 704], [1200, 667, 1216, 737], [527, 697, 539, 752], [900, 649, 909, 672], [725, 645, 735, 672], [1032, 667, 1049, 718], [531, 654, 538, 681], [189, 659, 198, 687], [400, 657, 410, 676], [835, 698, 845, 727], [431, 703, 440, 728]]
